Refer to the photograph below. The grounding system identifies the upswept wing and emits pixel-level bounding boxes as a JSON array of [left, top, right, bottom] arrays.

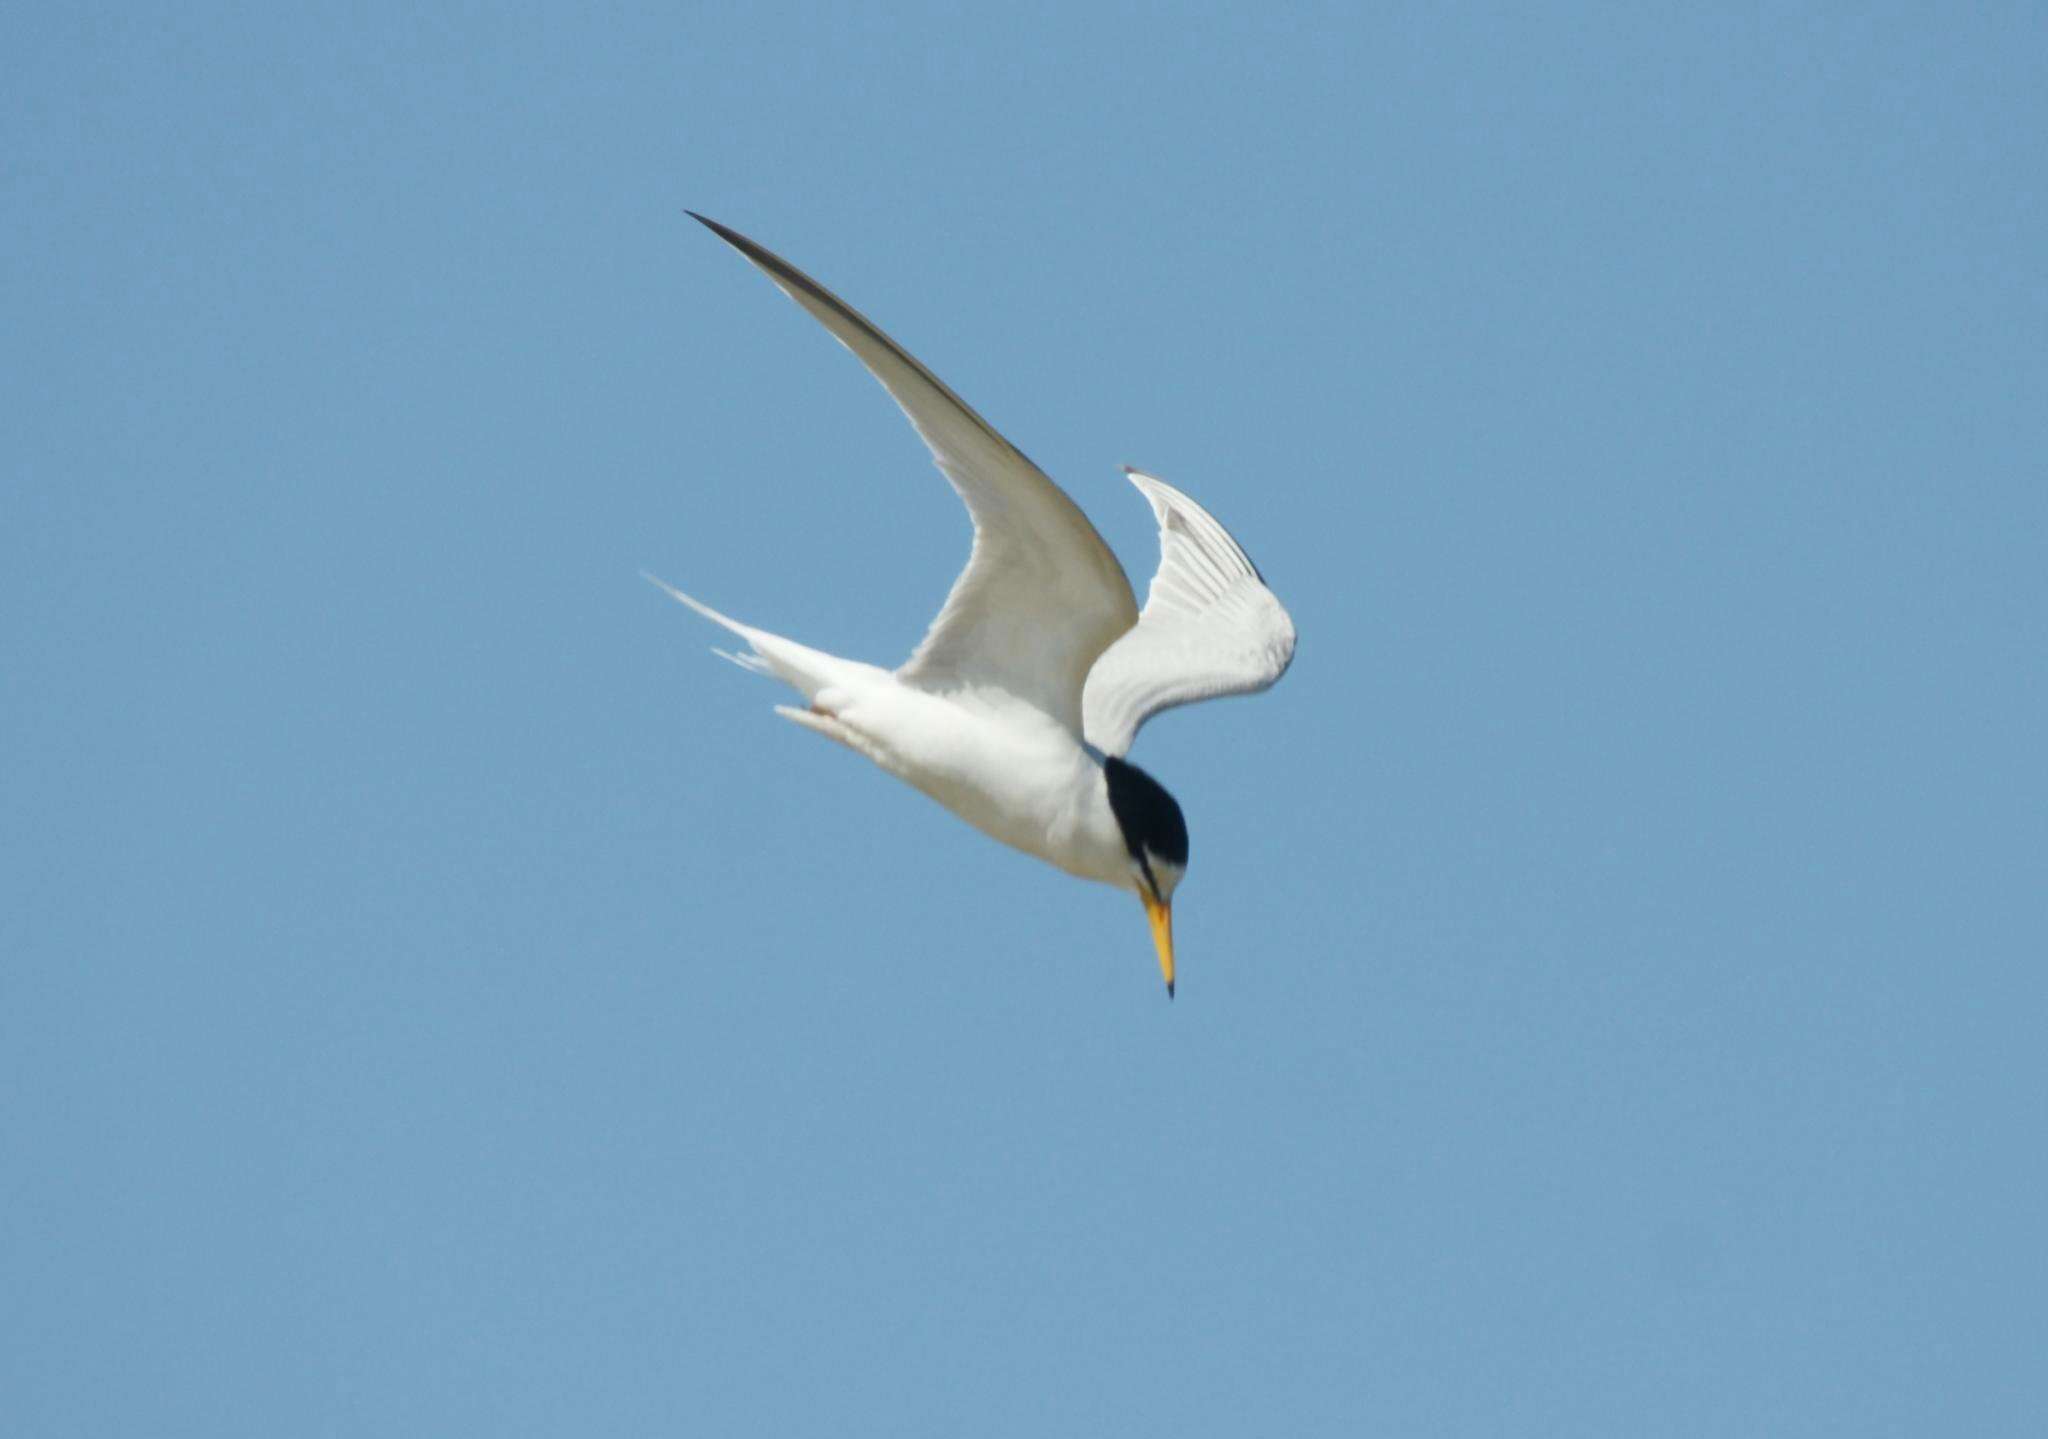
[[690, 214, 1137, 732], [1081, 469, 1296, 756]]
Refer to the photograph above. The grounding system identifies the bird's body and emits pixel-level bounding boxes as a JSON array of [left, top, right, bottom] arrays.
[[655, 583, 1134, 887], [658, 215, 1295, 994], [820, 692, 1130, 889]]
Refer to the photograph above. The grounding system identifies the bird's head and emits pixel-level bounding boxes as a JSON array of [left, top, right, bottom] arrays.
[[1103, 756, 1188, 998]]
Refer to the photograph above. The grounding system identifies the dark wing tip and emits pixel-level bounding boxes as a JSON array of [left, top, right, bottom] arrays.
[[685, 212, 786, 276], [682, 212, 838, 309], [686, 210, 753, 253]]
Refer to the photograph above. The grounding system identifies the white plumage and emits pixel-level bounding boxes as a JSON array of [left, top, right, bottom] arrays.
[[654, 214, 1296, 995], [1082, 468, 1298, 757]]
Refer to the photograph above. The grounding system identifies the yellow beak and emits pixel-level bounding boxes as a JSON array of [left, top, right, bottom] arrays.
[[1144, 893, 1176, 999]]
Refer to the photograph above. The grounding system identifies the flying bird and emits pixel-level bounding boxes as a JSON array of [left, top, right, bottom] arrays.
[[654, 214, 1296, 996]]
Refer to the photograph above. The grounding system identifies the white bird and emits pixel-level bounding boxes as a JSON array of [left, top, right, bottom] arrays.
[[654, 214, 1296, 996]]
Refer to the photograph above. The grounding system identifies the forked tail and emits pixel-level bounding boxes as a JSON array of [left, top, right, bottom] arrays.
[[644, 573, 868, 705]]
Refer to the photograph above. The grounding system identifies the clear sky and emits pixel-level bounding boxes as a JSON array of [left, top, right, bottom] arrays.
[[5, 3, 2045, 1433]]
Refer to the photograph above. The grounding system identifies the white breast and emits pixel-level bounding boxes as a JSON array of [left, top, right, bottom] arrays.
[[823, 674, 1132, 888]]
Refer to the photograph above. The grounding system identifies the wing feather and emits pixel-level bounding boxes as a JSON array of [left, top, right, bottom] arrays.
[[1081, 470, 1296, 756], [689, 214, 1137, 731]]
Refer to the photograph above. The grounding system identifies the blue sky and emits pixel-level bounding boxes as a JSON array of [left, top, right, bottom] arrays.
[[5, 3, 2045, 1433]]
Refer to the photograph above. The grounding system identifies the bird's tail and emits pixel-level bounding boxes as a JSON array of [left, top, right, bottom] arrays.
[[643, 573, 869, 705]]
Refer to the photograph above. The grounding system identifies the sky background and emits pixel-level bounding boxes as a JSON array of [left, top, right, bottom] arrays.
[[5, 3, 2046, 1434]]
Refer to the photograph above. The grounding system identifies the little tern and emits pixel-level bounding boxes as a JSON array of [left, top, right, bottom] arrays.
[[654, 214, 1297, 996]]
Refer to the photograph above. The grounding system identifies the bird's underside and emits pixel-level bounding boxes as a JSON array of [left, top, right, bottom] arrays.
[[647, 577, 1136, 888], [655, 214, 1297, 995]]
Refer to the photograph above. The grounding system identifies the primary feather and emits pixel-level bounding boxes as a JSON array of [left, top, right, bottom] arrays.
[[685, 212, 1137, 736]]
